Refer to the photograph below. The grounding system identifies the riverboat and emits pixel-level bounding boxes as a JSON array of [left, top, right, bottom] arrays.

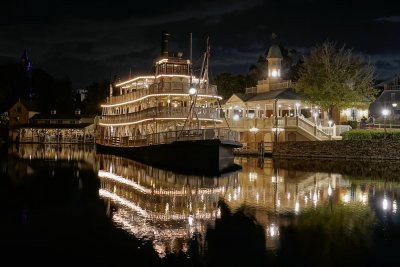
[[96, 32, 241, 175]]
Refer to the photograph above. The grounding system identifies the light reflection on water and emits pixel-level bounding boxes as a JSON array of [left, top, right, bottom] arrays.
[[96, 152, 400, 258], [4, 144, 400, 266]]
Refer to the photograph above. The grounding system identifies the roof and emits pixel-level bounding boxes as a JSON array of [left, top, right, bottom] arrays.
[[375, 74, 400, 87], [266, 44, 282, 59], [29, 113, 95, 120], [218, 99, 227, 105], [16, 123, 93, 129], [234, 93, 257, 102], [373, 90, 400, 103], [9, 99, 37, 112], [246, 88, 300, 102]]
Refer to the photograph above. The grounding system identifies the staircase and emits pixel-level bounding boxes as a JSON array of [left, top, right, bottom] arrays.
[[219, 116, 345, 141]]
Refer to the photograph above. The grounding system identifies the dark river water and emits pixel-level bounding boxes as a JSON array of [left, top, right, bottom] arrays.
[[1, 143, 400, 266]]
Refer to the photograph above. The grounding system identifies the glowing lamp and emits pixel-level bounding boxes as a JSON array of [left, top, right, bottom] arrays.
[[382, 109, 390, 116], [189, 87, 197, 95]]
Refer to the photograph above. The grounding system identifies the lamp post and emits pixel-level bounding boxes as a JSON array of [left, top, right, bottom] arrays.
[[272, 127, 283, 142], [382, 109, 390, 139], [313, 111, 318, 125], [295, 103, 300, 117], [392, 102, 397, 125], [249, 126, 259, 150]]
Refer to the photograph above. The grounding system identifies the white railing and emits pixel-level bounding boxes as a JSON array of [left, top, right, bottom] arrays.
[[223, 115, 338, 141], [297, 116, 331, 140], [98, 128, 240, 148], [100, 107, 221, 124], [105, 82, 219, 106], [245, 87, 257, 94], [336, 125, 352, 135]]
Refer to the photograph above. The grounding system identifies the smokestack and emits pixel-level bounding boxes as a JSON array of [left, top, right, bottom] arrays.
[[161, 31, 170, 57]]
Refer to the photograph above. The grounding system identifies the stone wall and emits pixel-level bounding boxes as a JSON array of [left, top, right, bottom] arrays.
[[273, 140, 400, 160]]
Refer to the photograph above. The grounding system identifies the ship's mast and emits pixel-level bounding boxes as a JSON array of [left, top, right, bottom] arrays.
[[200, 37, 210, 90], [181, 34, 201, 133]]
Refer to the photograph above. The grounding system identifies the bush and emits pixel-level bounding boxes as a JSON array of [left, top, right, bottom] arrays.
[[346, 120, 358, 129], [341, 129, 400, 140]]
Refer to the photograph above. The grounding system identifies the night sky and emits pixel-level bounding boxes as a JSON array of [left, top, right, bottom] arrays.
[[1, 0, 399, 88]]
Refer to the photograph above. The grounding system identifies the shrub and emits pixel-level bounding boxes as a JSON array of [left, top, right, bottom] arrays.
[[346, 120, 358, 129], [341, 129, 400, 140]]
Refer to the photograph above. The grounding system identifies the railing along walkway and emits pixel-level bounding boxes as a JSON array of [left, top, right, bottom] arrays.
[[225, 116, 338, 141]]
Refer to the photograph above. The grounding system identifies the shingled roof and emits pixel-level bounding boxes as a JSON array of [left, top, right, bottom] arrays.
[[248, 88, 300, 101]]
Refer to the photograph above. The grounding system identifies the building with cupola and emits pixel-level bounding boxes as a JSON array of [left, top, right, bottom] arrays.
[[219, 38, 360, 150]]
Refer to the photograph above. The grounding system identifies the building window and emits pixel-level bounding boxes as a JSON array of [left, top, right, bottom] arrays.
[[248, 110, 255, 118]]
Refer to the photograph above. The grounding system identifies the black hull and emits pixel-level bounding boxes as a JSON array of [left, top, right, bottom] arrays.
[[96, 139, 241, 176]]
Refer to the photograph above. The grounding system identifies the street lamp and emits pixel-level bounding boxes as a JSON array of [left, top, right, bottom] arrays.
[[392, 102, 397, 124], [249, 126, 259, 150], [313, 111, 318, 125], [272, 127, 284, 142], [382, 109, 390, 139], [295, 103, 300, 116]]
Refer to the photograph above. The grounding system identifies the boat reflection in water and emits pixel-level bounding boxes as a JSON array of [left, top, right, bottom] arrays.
[[97, 154, 400, 260], [97, 153, 347, 255], [96, 153, 235, 257], [6, 144, 400, 265]]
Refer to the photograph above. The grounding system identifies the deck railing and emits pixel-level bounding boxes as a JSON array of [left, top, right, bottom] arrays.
[[105, 82, 219, 106], [98, 128, 240, 147], [100, 107, 222, 124]]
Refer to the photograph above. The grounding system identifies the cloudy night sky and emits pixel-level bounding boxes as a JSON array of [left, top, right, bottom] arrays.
[[1, 0, 399, 88]]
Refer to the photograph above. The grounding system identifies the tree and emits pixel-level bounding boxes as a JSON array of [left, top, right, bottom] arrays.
[[0, 62, 75, 113], [294, 41, 377, 120], [82, 80, 110, 114], [212, 73, 248, 99], [247, 55, 267, 85]]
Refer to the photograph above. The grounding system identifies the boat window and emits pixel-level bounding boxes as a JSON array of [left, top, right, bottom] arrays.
[[166, 64, 173, 74], [158, 64, 166, 74]]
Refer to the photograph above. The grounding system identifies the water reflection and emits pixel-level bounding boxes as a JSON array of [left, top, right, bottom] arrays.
[[1, 143, 162, 265], [10, 142, 96, 164], [96, 153, 236, 257], [4, 143, 400, 266], [96, 154, 400, 265]]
